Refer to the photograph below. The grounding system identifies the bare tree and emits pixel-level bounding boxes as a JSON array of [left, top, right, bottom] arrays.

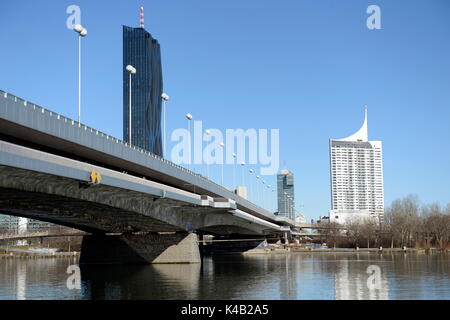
[[346, 217, 364, 248], [320, 222, 343, 248], [423, 203, 450, 248], [388, 195, 421, 247], [361, 218, 378, 248]]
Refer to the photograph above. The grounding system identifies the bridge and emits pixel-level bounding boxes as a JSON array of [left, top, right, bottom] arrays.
[[0, 90, 299, 264]]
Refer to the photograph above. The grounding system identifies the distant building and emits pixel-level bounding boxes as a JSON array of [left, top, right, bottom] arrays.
[[329, 209, 377, 225], [317, 216, 330, 224], [0, 215, 19, 230], [123, 25, 163, 156], [295, 215, 307, 225], [277, 170, 295, 220], [329, 107, 384, 224], [0, 214, 51, 232]]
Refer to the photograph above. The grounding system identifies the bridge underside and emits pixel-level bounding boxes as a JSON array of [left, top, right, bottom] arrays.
[[0, 187, 180, 234], [0, 164, 277, 263], [0, 165, 275, 236]]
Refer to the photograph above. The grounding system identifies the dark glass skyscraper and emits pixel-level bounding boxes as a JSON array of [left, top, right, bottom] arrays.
[[277, 170, 295, 220], [123, 26, 163, 156]]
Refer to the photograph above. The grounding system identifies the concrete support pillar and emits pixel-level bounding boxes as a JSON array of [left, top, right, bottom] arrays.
[[79, 232, 201, 264]]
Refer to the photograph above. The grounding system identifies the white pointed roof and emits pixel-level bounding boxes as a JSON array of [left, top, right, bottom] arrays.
[[336, 107, 368, 142]]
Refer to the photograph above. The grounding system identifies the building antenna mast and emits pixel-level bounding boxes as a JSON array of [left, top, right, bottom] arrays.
[[140, 6, 145, 29]]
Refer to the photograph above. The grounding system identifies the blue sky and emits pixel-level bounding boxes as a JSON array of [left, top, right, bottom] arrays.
[[1, 0, 449, 220]]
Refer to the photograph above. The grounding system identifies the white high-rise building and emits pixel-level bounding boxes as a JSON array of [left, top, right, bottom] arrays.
[[329, 107, 384, 224]]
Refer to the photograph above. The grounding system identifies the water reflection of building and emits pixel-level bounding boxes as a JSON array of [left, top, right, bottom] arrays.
[[334, 258, 388, 300], [280, 254, 298, 300]]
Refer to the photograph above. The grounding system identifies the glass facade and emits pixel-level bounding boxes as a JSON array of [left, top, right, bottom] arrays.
[[277, 170, 295, 219], [123, 26, 163, 156], [0, 214, 52, 231]]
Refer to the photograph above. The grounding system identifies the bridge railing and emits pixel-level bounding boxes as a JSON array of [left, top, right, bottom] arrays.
[[0, 89, 209, 177], [1, 90, 271, 214]]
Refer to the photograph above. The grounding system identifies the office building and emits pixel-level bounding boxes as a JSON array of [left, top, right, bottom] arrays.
[[329, 107, 384, 224], [0, 215, 51, 232], [277, 169, 295, 220], [123, 25, 163, 156]]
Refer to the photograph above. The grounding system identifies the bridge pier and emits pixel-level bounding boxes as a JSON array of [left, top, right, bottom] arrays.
[[79, 232, 201, 264]]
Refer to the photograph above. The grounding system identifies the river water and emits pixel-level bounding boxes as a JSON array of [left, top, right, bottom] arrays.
[[0, 252, 449, 300]]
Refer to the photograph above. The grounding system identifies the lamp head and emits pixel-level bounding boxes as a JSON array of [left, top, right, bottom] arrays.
[[185, 113, 193, 120], [73, 24, 83, 33], [126, 65, 136, 74], [161, 93, 169, 101]]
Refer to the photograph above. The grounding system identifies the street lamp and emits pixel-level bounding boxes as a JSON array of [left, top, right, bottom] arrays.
[[204, 129, 211, 178], [220, 142, 225, 185], [284, 192, 288, 217], [256, 175, 261, 205], [272, 188, 276, 212], [248, 169, 254, 201], [185, 113, 193, 170], [262, 180, 266, 208], [240, 161, 246, 187], [287, 195, 291, 219], [291, 198, 295, 220], [125, 65, 136, 145], [73, 24, 87, 126], [161, 93, 169, 158], [232, 152, 237, 190]]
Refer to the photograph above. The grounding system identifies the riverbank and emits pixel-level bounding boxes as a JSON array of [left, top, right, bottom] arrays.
[[244, 246, 450, 254], [0, 250, 80, 259]]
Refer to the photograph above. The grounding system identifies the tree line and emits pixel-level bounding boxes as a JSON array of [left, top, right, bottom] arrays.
[[318, 195, 450, 249]]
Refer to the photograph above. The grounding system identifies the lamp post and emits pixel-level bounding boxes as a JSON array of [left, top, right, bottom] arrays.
[[248, 169, 254, 201], [291, 198, 295, 220], [232, 152, 237, 190], [125, 65, 136, 144], [284, 192, 288, 217], [240, 161, 246, 187], [287, 195, 291, 219], [256, 175, 261, 205], [220, 142, 225, 185], [272, 188, 276, 212], [161, 93, 169, 158], [262, 180, 266, 208], [185, 113, 193, 170], [73, 24, 87, 126], [204, 129, 211, 178]]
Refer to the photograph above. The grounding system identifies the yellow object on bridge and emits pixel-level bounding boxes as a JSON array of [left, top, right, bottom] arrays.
[[90, 170, 101, 185]]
